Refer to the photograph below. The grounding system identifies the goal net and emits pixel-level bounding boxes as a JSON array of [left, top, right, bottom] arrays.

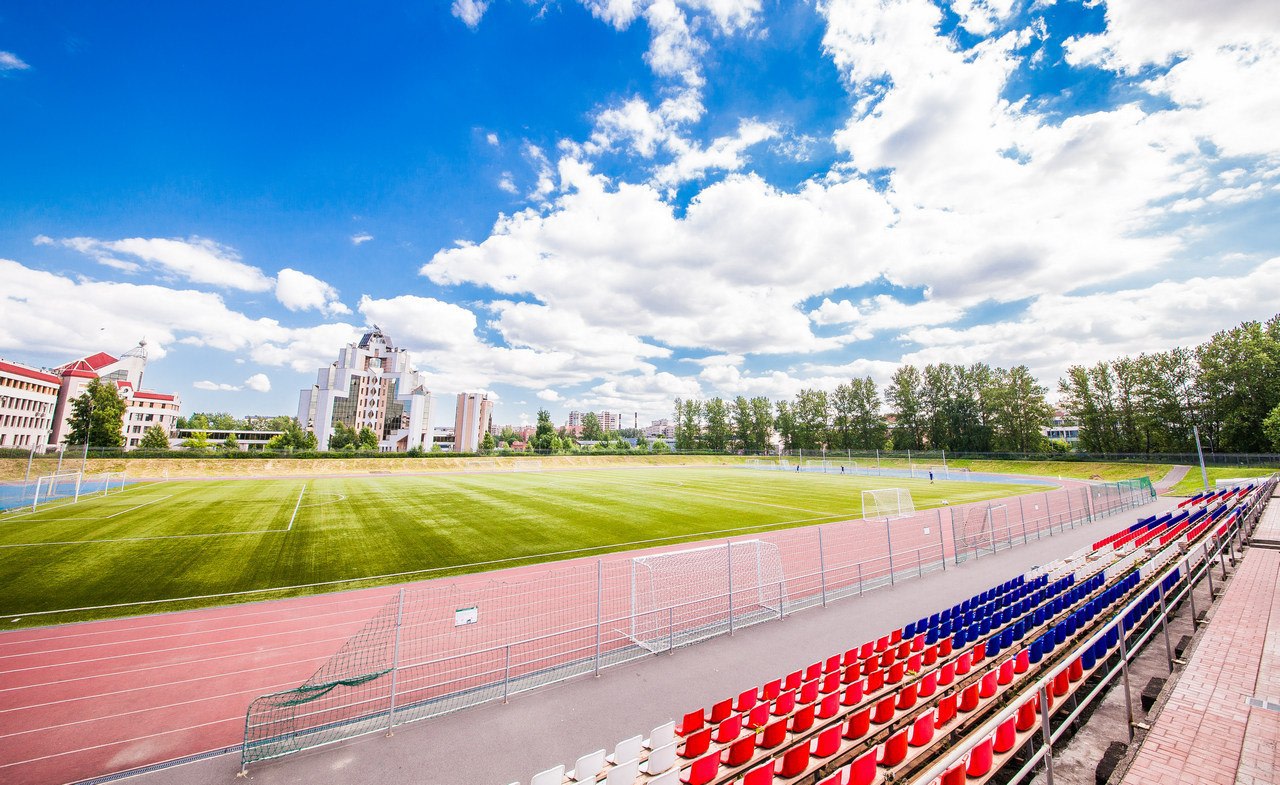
[[804, 459, 833, 472], [955, 503, 1009, 555], [862, 488, 916, 519], [628, 539, 787, 652], [95, 471, 127, 496], [514, 459, 543, 472], [31, 471, 83, 510]]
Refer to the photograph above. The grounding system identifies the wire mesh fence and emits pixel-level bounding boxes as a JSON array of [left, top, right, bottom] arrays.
[[241, 477, 1155, 771]]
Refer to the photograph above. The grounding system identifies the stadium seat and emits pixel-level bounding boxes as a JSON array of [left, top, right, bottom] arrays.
[[876, 634, 890, 652], [955, 652, 972, 676], [939, 761, 966, 785], [775, 743, 810, 778], [907, 652, 922, 672], [772, 691, 796, 716], [800, 679, 820, 704], [817, 692, 841, 719], [747, 704, 770, 730], [827, 653, 845, 673], [959, 683, 980, 713], [872, 694, 896, 724], [918, 670, 938, 698], [710, 698, 734, 724], [606, 759, 640, 785], [1052, 669, 1070, 697], [887, 662, 905, 684], [530, 765, 565, 785], [908, 711, 935, 747], [569, 749, 606, 781], [817, 768, 847, 785], [813, 725, 842, 758], [848, 749, 878, 785], [650, 771, 679, 785], [646, 722, 675, 750], [721, 735, 755, 767], [715, 714, 743, 744], [785, 670, 804, 691], [646, 742, 678, 775], [936, 693, 957, 726], [878, 727, 910, 767], [679, 728, 712, 759], [735, 688, 758, 714], [993, 716, 1018, 754], [677, 710, 705, 736], [762, 679, 783, 701], [759, 718, 788, 749], [1069, 657, 1084, 682], [842, 663, 861, 684], [859, 642, 874, 660], [865, 669, 885, 692], [681, 751, 720, 785], [740, 761, 774, 785], [938, 661, 956, 686], [896, 681, 918, 710], [1016, 697, 1039, 732], [978, 670, 998, 698], [806, 662, 823, 682], [843, 707, 871, 740], [922, 644, 938, 666], [841, 681, 864, 707], [966, 735, 995, 777], [1014, 648, 1030, 674], [842, 648, 859, 667], [790, 703, 816, 733], [997, 658, 1015, 685], [822, 672, 841, 694], [608, 735, 642, 765]]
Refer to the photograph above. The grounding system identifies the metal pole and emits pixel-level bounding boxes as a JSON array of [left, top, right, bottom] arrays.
[[55, 445, 64, 475], [876, 449, 880, 473], [1065, 490, 1074, 527], [1185, 558, 1198, 627], [1038, 685, 1056, 785], [594, 559, 603, 677], [908, 449, 913, 478], [1044, 492, 1053, 535], [942, 449, 948, 479], [1193, 425, 1210, 493], [917, 548, 922, 578], [387, 589, 405, 731], [950, 508, 960, 565], [886, 517, 895, 585], [858, 563, 863, 596], [990, 506, 998, 554], [727, 540, 735, 635], [1157, 583, 1175, 672], [1020, 498, 1029, 545], [502, 644, 511, 702], [1206, 547, 1216, 597], [937, 508, 946, 571], [818, 527, 828, 608], [80, 399, 93, 479], [668, 607, 674, 653], [1085, 486, 1094, 522], [1117, 623, 1135, 741], [24, 447, 35, 482]]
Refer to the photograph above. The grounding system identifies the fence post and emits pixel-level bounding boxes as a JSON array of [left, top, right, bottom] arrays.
[[858, 563, 864, 596], [1039, 684, 1057, 785], [1044, 492, 1053, 535], [668, 607, 675, 653], [818, 527, 828, 608], [1185, 557, 1198, 628], [727, 540, 735, 636], [885, 518, 895, 586], [1117, 623, 1135, 741], [502, 644, 512, 703], [1065, 490, 1075, 528], [1157, 581, 1175, 672], [916, 549, 922, 578], [937, 508, 946, 571], [594, 559, 603, 677], [387, 588, 405, 732], [950, 508, 960, 565]]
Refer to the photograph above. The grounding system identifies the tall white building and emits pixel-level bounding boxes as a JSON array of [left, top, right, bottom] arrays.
[[0, 360, 60, 450], [453, 393, 493, 452], [298, 327, 434, 452], [600, 411, 622, 432], [48, 341, 182, 449]]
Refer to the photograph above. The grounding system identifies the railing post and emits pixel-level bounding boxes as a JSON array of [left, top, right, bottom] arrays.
[[594, 559, 603, 677], [858, 563, 864, 596], [1044, 493, 1053, 534], [916, 548, 922, 578], [885, 518, 895, 586], [1117, 623, 1135, 741], [1039, 684, 1057, 785], [950, 508, 960, 565], [1019, 496, 1028, 545], [937, 508, 946, 571], [501, 644, 511, 703], [727, 540, 735, 635], [1185, 557, 1198, 627], [1065, 490, 1075, 528], [386, 588, 405, 733], [818, 527, 828, 608], [1157, 582, 1175, 672]]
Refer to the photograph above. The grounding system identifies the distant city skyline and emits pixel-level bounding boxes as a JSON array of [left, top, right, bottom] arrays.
[[2, 2, 1277, 430]]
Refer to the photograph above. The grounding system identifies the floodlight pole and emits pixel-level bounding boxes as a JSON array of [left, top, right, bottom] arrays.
[[1193, 425, 1210, 493]]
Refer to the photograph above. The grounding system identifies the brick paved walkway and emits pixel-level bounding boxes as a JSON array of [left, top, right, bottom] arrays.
[[1122, 496, 1280, 785]]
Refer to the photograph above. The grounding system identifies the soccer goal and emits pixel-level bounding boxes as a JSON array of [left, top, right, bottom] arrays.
[[627, 539, 787, 652], [862, 488, 916, 520], [31, 471, 83, 511], [96, 471, 127, 496], [804, 459, 833, 473], [777, 459, 792, 471], [955, 503, 1009, 558], [514, 459, 544, 472]]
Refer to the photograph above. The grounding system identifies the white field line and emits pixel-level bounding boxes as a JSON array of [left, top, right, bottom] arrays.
[[297, 492, 346, 509], [0, 527, 288, 548], [0, 480, 154, 521], [3, 509, 863, 619], [286, 483, 305, 531], [19, 494, 178, 524]]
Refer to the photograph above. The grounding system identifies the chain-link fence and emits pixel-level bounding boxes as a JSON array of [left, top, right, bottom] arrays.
[[241, 478, 1155, 772]]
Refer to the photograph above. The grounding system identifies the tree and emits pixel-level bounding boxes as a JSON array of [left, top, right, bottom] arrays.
[[774, 400, 796, 450], [328, 421, 357, 450], [138, 424, 171, 451], [183, 431, 211, 452], [499, 425, 519, 445], [532, 409, 555, 451], [581, 412, 604, 441], [481, 431, 495, 451], [886, 365, 925, 450], [220, 433, 240, 452], [187, 413, 211, 431], [848, 377, 889, 449], [731, 396, 753, 452], [65, 378, 127, 448], [989, 366, 1053, 452], [266, 419, 318, 451], [1264, 402, 1280, 451], [748, 396, 774, 453], [791, 389, 830, 450], [357, 426, 379, 451], [650, 438, 670, 453], [674, 398, 702, 451], [703, 398, 731, 452]]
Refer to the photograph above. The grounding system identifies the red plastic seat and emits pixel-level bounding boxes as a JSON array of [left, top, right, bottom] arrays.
[[806, 662, 823, 682], [909, 710, 935, 747], [979, 670, 999, 698], [790, 703, 816, 733], [813, 725, 842, 758], [761, 679, 783, 701], [879, 650, 895, 668], [940, 761, 966, 785], [714, 713, 742, 744], [676, 709, 705, 736], [896, 641, 912, 660], [859, 641, 874, 659], [821, 672, 841, 695], [841, 648, 858, 667], [681, 750, 720, 785], [842, 663, 861, 684], [936, 692, 958, 726], [800, 679, 819, 704], [747, 703, 770, 730], [955, 652, 972, 676], [784, 670, 803, 691], [878, 727, 909, 767], [816, 692, 840, 719], [1016, 697, 1039, 732], [735, 687, 758, 713], [759, 718, 788, 749], [997, 658, 1015, 686], [848, 749, 878, 785], [827, 653, 844, 673], [907, 653, 922, 673], [843, 707, 871, 740], [817, 770, 845, 785], [918, 671, 939, 698], [872, 694, 896, 724], [966, 735, 995, 777], [1014, 648, 1030, 674], [890, 628, 903, 645], [1069, 656, 1084, 682], [841, 681, 864, 707], [679, 727, 712, 759], [740, 760, 774, 785], [720, 734, 756, 766], [938, 637, 953, 657], [772, 691, 796, 716], [775, 743, 810, 778], [896, 681, 918, 710], [938, 661, 956, 686], [875, 634, 890, 652], [923, 644, 938, 666], [865, 669, 885, 692], [959, 683, 980, 712], [709, 698, 734, 723], [994, 716, 1018, 753], [1052, 669, 1070, 697], [887, 662, 905, 684], [972, 642, 986, 661], [862, 659, 879, 676]]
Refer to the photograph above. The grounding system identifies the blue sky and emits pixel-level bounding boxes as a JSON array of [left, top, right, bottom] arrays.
[[2, 0, 1278, 429]]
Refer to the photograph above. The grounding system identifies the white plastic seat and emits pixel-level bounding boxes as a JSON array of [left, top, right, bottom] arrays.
[[644, 721, 675, 750], [530, 764, 565, 785], [645, 741, 677, 775], [648, 769, 680, 785], [608, 735, 643, 764], [606, 758, 640, 785], [569, 749, 606, 781]]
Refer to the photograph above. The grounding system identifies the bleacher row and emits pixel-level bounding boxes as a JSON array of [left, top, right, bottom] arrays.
[[507, 487, 1263, 785]]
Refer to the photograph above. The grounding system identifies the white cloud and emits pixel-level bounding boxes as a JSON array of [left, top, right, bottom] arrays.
[[498, 172, 518, 194], [536, 388, 562, 401], [808, 298, 861, 325], [275, 268, 351, 316], [55, 236, 274, 291], [194, 380, 238, 391], [243, 373, 272, 392], [351, 233, 374, 245], [191, 373, 273, 393], [452, 0, 491, 29], [0, 51, 30, 71], [486, 132, 500, 146]]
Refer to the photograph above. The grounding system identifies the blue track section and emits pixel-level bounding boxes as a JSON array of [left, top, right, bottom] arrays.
[[0, 478, 132, 511]]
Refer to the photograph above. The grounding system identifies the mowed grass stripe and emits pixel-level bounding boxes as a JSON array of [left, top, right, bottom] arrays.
[[0, 468, 1042, 625]]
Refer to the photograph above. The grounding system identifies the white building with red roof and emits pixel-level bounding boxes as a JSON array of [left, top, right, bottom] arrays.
[[0, 359, 61, 450], [48, 341, 182, 449]]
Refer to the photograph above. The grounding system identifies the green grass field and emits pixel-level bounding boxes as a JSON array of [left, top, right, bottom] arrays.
[[0, 467, 1043, 626], [1165, 466, 1278, 496]]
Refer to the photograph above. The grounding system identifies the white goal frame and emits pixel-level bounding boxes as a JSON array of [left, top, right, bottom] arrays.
[[97, 471, 127, 496], [31, 471, 83, 511], [514, 458, 544, 472], [862, 488, 916, 520]]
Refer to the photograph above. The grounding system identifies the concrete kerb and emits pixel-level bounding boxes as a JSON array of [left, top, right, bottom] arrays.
[[112, 494, 1180, 785]]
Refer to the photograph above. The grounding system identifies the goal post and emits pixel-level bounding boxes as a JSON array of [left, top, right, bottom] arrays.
[[628, 539, 787, 652], [804, 459, 833, 472], [32, 471, 83, 510], [97, 471, 127, 496], [514, 459, 544, 472], [862, 488, 916, 520]]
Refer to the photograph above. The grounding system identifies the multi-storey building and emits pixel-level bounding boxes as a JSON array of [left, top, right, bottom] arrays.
[[567, 410, 583, 428], [298, 327, 434, 452], [453, 393, 493, 452], [0, 360, 60, 450], [644, 418, 676, 439], [600, 411, 622, 432], [46, 341, 182, 449]]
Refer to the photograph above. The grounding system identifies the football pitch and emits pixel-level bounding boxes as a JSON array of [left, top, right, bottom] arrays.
[[0, 467, 1043, 625]]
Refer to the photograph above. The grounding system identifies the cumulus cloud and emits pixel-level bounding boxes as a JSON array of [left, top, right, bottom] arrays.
[[351, 233, 374, 245], [452, 0, 490, 29], [275, 268, 351, 316], [192, 373, 273, 393], [244, 373, 272, 392], [51, 235, 274, 291], [536, 388, 562, 401], [0, 51, 30, 71]]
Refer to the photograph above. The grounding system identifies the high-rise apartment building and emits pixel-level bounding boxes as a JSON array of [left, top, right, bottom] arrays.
[[567, 411, 583, 427], [0, 360, 60, 450], [298, 327, 434, 452], [47, 341, 182, 449], [453, 393, 493, 452]]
